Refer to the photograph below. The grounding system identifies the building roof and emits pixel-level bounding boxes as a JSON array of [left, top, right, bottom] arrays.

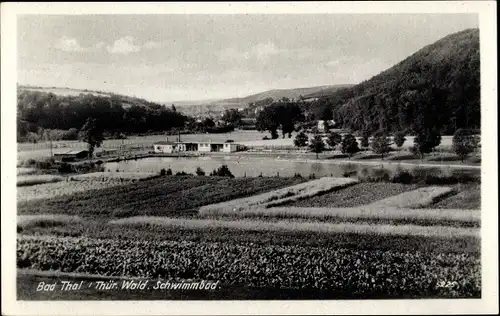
[[154, 141, 176, 145], [54, 150, 88, 156]]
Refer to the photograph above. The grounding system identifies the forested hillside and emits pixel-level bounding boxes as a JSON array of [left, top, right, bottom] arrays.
[[17, 87, 187, 142], [310, 28, 480, 135]]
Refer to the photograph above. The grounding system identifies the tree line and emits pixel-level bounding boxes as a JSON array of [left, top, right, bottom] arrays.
[[17, 89, 188, 142]]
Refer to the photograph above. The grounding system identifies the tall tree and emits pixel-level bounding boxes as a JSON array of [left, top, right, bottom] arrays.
[[341, 134, 360, 159], [79, 117, 104, 159], [371, 134, 391, 159], [393, 131, 407, 148], [294, 131, 309, 147], [309, 135, 325, 159], [452, 129, 479, 162], [411, 128, 442, 159], [326, 132, 342, 150]]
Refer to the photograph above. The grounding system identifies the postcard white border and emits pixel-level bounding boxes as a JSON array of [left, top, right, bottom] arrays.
[[1, 2, 498, 315]]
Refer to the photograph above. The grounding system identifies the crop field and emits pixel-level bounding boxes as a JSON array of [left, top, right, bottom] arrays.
[[367, 186, 455, 209], [431, 184, 481, 210], [16, 173, 481, 299], [109, 216, 478, 238], [284, 183, 422, 208], [17, 178, 147, 203], [17, 176, 305, 217], [17, 234, 480, 298], [200, 207, 480, 227], [198, 177, 358, 216]]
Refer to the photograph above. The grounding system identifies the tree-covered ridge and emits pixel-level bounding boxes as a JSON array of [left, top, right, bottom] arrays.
[[312, 28, 480, 135], [17, 88, 188, 141]]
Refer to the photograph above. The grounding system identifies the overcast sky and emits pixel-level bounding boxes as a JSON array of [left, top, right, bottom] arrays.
[[17, 14, 478, 102]]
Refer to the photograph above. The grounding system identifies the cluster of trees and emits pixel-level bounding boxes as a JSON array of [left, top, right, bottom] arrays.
[[294, 127, 480, 162], [255, 100, 305, 139], [302, 29, 480, 136], [17, 89, 188, 142]]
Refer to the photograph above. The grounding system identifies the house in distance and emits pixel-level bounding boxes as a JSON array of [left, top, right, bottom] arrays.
[[154, 140, 245, 154]]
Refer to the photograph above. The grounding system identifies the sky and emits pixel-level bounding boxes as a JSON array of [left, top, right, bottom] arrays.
[[17, 14, 478, 102]]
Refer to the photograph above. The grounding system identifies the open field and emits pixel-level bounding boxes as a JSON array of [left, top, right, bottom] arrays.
[[17, 176, 305, 217], [17, 174, 65, 187], [17, 234, 480, 298]]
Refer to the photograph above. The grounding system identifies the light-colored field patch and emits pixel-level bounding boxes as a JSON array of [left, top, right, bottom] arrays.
[[17, 175, 64, 187], [198, 177, 358, 215], [212, 206, 480, 223], [17, 215, 82, 229], [17, 168, 38, 176], [367, 186, 455, 209], [17, 179, 131, 202], [109, 216, 478, 238]]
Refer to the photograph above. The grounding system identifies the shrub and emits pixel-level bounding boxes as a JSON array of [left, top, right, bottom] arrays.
[[58, 162, 74, 174], [262, 136, 270, 140], [166, 168, 173, 176], [391, 169, 414, 184], [175, 171, 190, 176], [210, 165, 234, 178], [195, 167, 206, 176], [160, 168, 166, 176]]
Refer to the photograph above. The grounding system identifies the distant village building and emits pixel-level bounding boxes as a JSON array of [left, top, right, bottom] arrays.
[[54, 150, 89, 162], [317, 120, 336, 132], [153, 140, 245, 154]]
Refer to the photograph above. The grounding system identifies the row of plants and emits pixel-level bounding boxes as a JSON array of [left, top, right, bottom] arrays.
[[159, 165, 235, 178], [17, 235, 481, 298], [341, 165, 481, 185], [294, 128, 480, 161], [17, 176, 304, 217]]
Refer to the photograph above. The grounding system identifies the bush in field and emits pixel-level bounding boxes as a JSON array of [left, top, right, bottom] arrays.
[[58, 163, 73, 174], [394, 131, 406, 148], [166, 168, 173, 176], [452, 129, 480, 162], [341, 134, 360, 159], [371, 134, 391, 159], [294, 131, 308, 147], [411, 128, 442, 159], [309, 135, 325, 159], [195, 167, 206, 176], [210, 165, 234, 178], [176, 171, 191, 176], [327, 132, 342, 150], [160, 168, 166, 176]]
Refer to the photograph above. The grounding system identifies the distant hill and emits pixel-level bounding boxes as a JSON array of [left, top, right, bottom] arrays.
[[170, 85, 353, 116], [309, 28, 480, 135]]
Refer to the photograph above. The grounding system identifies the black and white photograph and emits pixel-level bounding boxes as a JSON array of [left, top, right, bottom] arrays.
[[1, 2, 497, 315]]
